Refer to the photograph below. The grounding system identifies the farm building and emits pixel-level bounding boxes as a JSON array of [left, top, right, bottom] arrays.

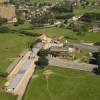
[[0, 4, 17, 23], [49, 46, 79, 57]]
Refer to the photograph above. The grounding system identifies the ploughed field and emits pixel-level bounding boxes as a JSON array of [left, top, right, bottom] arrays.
[[24, 66, 100, 100]]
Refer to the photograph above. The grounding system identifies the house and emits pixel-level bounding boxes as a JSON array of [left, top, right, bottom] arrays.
[[0, 5, 17, 23], [39, 34, 64, 49], [48, 43, 80, 58], [39, 33, 52, 43]]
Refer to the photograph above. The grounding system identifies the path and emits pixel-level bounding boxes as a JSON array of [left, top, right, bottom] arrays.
[[67, 42, 100, 52], [49, 57, 97, 72]]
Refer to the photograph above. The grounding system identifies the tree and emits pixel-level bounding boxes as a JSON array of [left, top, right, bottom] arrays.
[[0, 26, 10, 33], [38, 49, 49, 57], [0, 17, 7, 25], [36, 56, 48, 67], [97, 51, 100, 74], [17, 17, 24, 24], [36, 49, 49, 67], [9, 0, 14, 4]]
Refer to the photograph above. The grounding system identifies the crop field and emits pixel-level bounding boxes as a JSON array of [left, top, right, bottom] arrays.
[[24, 66, 100, 100]]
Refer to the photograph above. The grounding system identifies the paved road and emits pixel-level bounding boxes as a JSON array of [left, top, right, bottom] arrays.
[[67, 42, 100, 52], [49, 57, 97, 72]]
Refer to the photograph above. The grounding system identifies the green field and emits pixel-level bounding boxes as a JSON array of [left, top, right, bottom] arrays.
[[0, 32, 33, 100], [0, 24, 100, 100], [32, 27, 100, 42], [0, 33, 33, 74], [74, 6, 100, 15], [4, 24, 100, 43], [24, 66, 100, 100], [0, 92, 17, 100]]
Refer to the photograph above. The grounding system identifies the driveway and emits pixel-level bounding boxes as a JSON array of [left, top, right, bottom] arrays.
[[49, 57, 97, 72], [67, 42, 100, 52]]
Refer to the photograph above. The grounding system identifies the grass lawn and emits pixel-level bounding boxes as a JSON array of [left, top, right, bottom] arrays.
[[74, 6, 100, 15], [32, 27, 100, 42], [0, 33, 33, 74], [4, 24, 33, 31], [0, 92, 17, 100], [0, 33, 33, 100], [24, 66, 100, 100], [3, 24, 100, 42]]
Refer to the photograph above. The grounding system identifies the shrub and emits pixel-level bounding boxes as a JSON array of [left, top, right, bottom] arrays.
[[38, 49, 49, 57], [35, 56, 48, 67], [0, 17, 7, 25], [0, 26, 10, 33]]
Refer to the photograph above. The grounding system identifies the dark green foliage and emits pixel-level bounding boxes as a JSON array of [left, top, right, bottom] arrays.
[[97, 51, 100, 74], [9, 0, 15, 4], [17, 17, 24, 24], [36, 49, 49, 67], [0, 17, 7, 25], [55, 13, 74, 20], [13, 22, 19, 26], [50, 1, 73, 13], [31, 12, 54, 26], [30, 39, 41, 49], [69, 22, 88, 34], [76, 24, 88, 35], [0, 26, 10, 33], [80, 13, 100, 23], [38, 49, 49, 57], [92, 51, 100, 75], [36, 56, 48, 67]]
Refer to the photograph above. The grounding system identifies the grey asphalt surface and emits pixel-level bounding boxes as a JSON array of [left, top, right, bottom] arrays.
[[49, 57, 97, 72], [67, 42, 100, 52]]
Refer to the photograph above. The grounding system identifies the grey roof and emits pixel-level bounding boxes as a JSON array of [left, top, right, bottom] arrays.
[[50, 47, 68, 52], [8, 74, 23, 89], [32, 48, 40, 56], [18, 59, 32, 73], [8, 42, 42, 89], [34, 42, 42, 49], [8, 59, 32, 89]]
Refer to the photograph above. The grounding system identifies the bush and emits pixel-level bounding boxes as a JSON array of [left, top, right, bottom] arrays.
[[17, 17, 24, 24], [0, 26, 10, 33], [97, 52, 100, 74], [13, 22, 19, 26], [0, 17, 7, 25], [38, 49, 49, 57], [35, 56, 48, 67]]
